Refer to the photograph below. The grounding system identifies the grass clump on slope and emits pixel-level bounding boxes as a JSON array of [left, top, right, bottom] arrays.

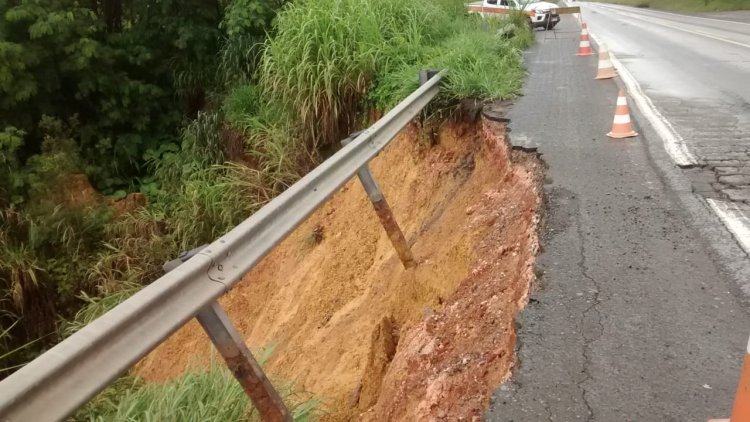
[[249, 0, 533, 148], [258, 0, 452, 147], [73, 357, 318, 422]]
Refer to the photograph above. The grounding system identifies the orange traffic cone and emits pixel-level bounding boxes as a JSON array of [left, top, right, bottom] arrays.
[[708, 336, 750, 422], [577, 23, 592, 56], [607, 89, 638, 139], [595, 43, 616, 80]]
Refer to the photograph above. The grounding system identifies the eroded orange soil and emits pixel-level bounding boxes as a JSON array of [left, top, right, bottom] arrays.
[[135, 115, 542, 420]]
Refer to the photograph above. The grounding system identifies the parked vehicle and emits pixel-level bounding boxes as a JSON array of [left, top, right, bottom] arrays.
[[465, 0, 561, 29]]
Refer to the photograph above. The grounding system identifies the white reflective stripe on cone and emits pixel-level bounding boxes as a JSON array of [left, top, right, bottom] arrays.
[[600, 59, 613, 68], [613, 114, 631, 124], [580, 41, 590, 47], [616, 97, 627, 106]]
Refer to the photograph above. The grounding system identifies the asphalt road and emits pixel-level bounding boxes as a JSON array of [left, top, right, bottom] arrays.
[[578, 2, 750, 259], [580, 3, 750, 103], [485, 15, 750, 421]]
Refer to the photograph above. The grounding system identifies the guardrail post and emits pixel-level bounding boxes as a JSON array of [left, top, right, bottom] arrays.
[[342, 135, 417, 269], [418, 70, 440, 146], [164, 249, 291, 422], [419, 70, 439, 86], [195, 302, 292, 422]]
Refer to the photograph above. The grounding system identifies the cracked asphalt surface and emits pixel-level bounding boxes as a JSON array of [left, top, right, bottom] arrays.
[[486, 16, 750, 421]]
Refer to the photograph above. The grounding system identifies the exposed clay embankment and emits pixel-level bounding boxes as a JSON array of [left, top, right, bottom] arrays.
[[136, 113, 543, 420]]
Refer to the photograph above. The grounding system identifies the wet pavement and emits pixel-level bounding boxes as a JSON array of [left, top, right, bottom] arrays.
[[580, 2, 750, 255], [485, 16, 750, 421]]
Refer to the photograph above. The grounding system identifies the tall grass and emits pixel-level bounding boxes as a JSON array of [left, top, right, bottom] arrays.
[[1, 205, 111, 373], [259, 0, 454, 147], [224, 88, 310, 191], [437, 24, 527, 100], [73, 355, 319, 421], [366, 13, 532, 110], [0, 319, 48, 375], [253, 0, 533, 153], [60, 284, 142, 337], [66, 163, 283, 329]]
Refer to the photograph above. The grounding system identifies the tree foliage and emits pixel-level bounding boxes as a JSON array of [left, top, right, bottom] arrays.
[[0, 0, 228, 194], [0, 0, 285, 375]]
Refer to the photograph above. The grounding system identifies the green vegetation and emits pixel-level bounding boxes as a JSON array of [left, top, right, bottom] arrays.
[[597, 0, 749, 12], [73, 356, 319, 421], [0, 0, 283, 373], [1, 0, 533, 417]]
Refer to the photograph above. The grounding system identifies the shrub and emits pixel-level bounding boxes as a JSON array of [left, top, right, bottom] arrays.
[[224, 84, 262, 127]]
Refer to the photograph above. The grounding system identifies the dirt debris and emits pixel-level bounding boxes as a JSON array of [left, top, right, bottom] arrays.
[[135, 116, 543, 421], [363, 123, 542, 421]]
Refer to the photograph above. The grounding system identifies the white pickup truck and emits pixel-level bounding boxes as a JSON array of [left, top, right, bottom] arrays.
[[465, 0, 561, 30]]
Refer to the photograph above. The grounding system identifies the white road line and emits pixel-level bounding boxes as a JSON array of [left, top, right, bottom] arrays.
[[570, 2, 697, 167], [649, 21, 750, 49], [592, 2, 750, 27], [586, 30, 699, 167], [707, 199, 750, 256], [593, 3, 750, 49], [562, 4, 750, 256]]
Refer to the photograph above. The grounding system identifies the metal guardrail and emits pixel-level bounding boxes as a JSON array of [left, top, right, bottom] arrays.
[[0, 71, 444, 421]]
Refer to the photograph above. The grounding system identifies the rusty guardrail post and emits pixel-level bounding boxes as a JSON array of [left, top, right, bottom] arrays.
[[195, 303, 291, 422], [164, 247, 292, 422], [342, 136, 416, 269]]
